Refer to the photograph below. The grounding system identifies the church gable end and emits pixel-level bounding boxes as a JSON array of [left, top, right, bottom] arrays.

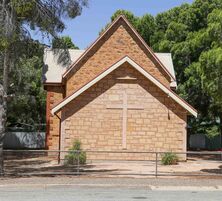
[[44, 15, 198, 160], [64, 16, 174, 97], [61, 62, 187, 159]]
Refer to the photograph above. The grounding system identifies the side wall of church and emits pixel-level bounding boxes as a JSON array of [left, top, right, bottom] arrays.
[[61, 63, 187, 160], [45, 86, 64, 151]]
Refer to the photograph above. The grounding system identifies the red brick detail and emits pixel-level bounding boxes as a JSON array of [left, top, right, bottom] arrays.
[[45, 86, 64, 150]]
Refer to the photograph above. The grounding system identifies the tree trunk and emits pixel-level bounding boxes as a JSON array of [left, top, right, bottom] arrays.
[[0, 85, 6, 175], [0, 48, 10, 175], [0, 0, 15, 176]]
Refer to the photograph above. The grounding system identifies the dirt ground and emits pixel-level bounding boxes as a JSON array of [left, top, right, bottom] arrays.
[[3, 155, 222, 178]]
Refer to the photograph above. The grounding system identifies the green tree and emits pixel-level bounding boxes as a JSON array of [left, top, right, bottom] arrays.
[[0, 0, 88, 175], [199, 48, 222, 117], [207, 9, 222, 47], [7, 42, 46, 127], [137, 14, 155, 46]]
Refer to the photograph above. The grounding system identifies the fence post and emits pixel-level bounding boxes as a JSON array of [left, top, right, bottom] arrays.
[[77, 150, 80, 175], [155, 152, 158, 178]]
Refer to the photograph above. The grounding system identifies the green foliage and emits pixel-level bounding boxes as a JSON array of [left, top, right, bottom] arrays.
[[65, 140, 86, 165], [12, 0, 35, 18], [199, 47, 222, 111], [161, 153, 179, 165], [206, 125, 220, 139], [52, 36, 79, 49], [207, 9, 222, 47], [7, 42, 46, 126], [137, 14, 155, 45], [7, 56, 46, 125], [111, 10, 139, 27], [165, 22, 188, 42], [1, 1, 87, 52]]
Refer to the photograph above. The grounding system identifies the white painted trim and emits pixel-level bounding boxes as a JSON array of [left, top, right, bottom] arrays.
[[52, 56, 197, 117]]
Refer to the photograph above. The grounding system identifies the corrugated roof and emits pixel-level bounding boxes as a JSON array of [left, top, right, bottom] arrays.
[[43, 49, 85, 83], [154, 53, 176, 80]]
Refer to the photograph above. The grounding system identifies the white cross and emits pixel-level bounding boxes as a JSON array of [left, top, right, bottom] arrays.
[[107, 91, 144, 149]]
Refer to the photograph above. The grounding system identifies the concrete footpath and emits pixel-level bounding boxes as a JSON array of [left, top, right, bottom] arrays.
[[1, 177, 222, 201], [0, 177, 222, 201], [1, 176, 222, 189], [0, 186, 222, 201]]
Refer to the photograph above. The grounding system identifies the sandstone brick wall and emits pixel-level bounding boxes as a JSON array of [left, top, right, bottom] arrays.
[[46, 86, 64, 150], [65, 18, 172, 97], [61, 63, 187, 161]]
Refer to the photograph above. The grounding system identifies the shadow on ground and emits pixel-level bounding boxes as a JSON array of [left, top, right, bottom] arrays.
[[201, 165, 222, 175], [3, 157, 123, 178], [3, 155, 222, 178]]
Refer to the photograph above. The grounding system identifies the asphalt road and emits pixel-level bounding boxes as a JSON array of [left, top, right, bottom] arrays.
[[0, 185, 222, 201]]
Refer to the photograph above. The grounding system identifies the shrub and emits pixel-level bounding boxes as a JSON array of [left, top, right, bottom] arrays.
[[65, 140, 86, 165], [161, 153, 178, 165]]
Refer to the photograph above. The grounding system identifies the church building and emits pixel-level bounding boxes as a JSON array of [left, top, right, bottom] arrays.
[[43, 15, 197, 160]]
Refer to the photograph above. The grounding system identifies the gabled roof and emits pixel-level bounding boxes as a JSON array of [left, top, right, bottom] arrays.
[[51, 56, 197, 117], [43, 49, 177, 87], [62, 15, 176, 82]]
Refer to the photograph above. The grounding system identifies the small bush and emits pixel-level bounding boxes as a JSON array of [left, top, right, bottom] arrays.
[[65, 140, 86, 165], [161, 153, 178, 165]]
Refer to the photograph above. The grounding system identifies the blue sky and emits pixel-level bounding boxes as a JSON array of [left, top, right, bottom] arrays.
[[33, 0, 194, 49]]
